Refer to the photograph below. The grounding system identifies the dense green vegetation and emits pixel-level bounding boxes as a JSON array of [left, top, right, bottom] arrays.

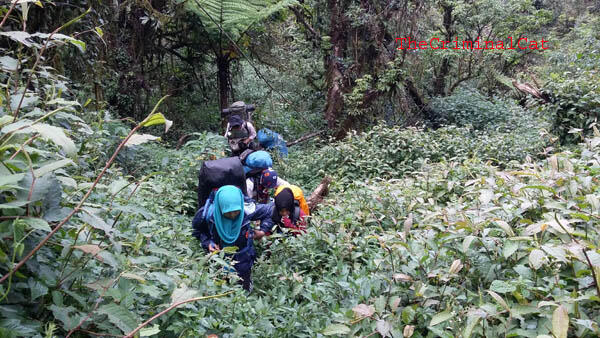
[[1, 0, 599, 337]]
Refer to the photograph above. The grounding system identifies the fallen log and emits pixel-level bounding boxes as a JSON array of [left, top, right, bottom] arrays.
[[287, 130, 325, 147], [512, 80, 550, 103], [307, 176, 332, 211]]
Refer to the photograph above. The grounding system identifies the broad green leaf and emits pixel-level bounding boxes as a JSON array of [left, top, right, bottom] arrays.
[[376, 320, 391, 337], [0, 31, 37, 47], [30, 32, 86, 52], [109, 179, 130, 196], [79, 212, 113, 237], [21, 218, 51, 232], [97, 303, 138, 334], [545, 217, 575, 234], [402, 306, 416, 324], [529, 249, 546, 270], [552, 305, 569, 338], [322, 324, 350, 335], [522, 222, 544, 236], [142, 112, 173, 132], [222, 246, 240, 254], [138, 284, 162, 298], [125, 133, 160, 147], [503, 240, 519, 258], [389, 297, 401, 311], [0, 173, 25, 190], [33, 159, 74, 177], [28, 278, 48, 301], [489, 280, 516, 293], [140, 324, 160, 337], [542, 245, 567, 263], [9, 94, 38, 111], [49, 305, 81, 331], [46, 98, 81, 107], [57, 176, 77, 188], [521, 185, 557, 195], [429, 310, 453, 326], [0, 56, 18, 71], [131, 256, 160, 265], [0, 327, 18, 338], [0, 200, 30, 209], [143, 112, 167, 127], [30, 124, 77, 155], [375, 295, 386, 314], [0, 115, 13, 127], [462, 235, 476, 252], [0, 318, 39, 337], [463, 316, 481, 338]]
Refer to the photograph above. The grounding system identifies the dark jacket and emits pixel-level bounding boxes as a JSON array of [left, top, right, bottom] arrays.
[[192, 201, 274, 275]]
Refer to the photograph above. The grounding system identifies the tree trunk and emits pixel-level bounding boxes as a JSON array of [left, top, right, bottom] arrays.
[[433, 3, 454, 96], [324, 0, 347, 131], [216, 55, 231, 112]]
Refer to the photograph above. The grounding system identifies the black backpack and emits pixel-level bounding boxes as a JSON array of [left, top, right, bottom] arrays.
[[197, 157, 247, 209]]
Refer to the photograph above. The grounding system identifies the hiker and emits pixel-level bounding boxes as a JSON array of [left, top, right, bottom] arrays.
[[224, 102, 259, 155], [274, 184, 310, 217], [271, 187, 307, 235], [192, 185, 273, 291], [246, 168, 289, 204]]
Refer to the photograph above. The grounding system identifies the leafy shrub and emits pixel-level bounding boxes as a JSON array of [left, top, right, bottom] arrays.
[[255, 133, 600, 337], [276, 120, 551, 191], [429, 88, 517, 130], [538, 15, 600, 144], [545, 70, 600, 144]]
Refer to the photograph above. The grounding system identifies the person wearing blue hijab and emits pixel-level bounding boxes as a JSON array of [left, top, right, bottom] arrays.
[[192, 185, 274, 291]]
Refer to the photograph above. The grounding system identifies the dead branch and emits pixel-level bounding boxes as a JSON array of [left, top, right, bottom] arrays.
[[512, 80, 550, 103], [287, 130, 325, 147]]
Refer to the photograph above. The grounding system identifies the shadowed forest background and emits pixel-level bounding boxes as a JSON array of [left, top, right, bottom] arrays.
[[0, 0, 599, 337]]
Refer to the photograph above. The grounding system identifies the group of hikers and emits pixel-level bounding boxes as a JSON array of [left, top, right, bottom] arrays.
[[192, 101, 308, 292]]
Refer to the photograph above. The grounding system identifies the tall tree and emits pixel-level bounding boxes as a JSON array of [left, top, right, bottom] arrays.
[[185, 0, 298, 111]]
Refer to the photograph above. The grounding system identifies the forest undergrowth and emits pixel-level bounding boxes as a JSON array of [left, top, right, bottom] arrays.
[[2, 86, 600, 337]]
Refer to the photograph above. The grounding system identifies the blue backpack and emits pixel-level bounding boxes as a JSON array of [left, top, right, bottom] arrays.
[[257, 128, 288, 156], [243, 150, 272, 175]]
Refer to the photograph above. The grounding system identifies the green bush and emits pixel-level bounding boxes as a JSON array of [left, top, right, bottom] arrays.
[[276, 119, 551, 191], [429, 88, 517, 130], [538, 15, 600, 144], [545, 70, 600, 144]]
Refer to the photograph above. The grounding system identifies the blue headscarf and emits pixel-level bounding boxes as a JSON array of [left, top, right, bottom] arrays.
[[213, 185, 244, 245]]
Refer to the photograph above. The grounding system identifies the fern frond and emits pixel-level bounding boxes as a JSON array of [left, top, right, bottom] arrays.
[[186, 0, 298, 40]]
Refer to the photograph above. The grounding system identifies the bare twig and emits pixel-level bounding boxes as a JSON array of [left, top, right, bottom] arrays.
[[65, 275, 121, 337], [0, 0, 18, 29]]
